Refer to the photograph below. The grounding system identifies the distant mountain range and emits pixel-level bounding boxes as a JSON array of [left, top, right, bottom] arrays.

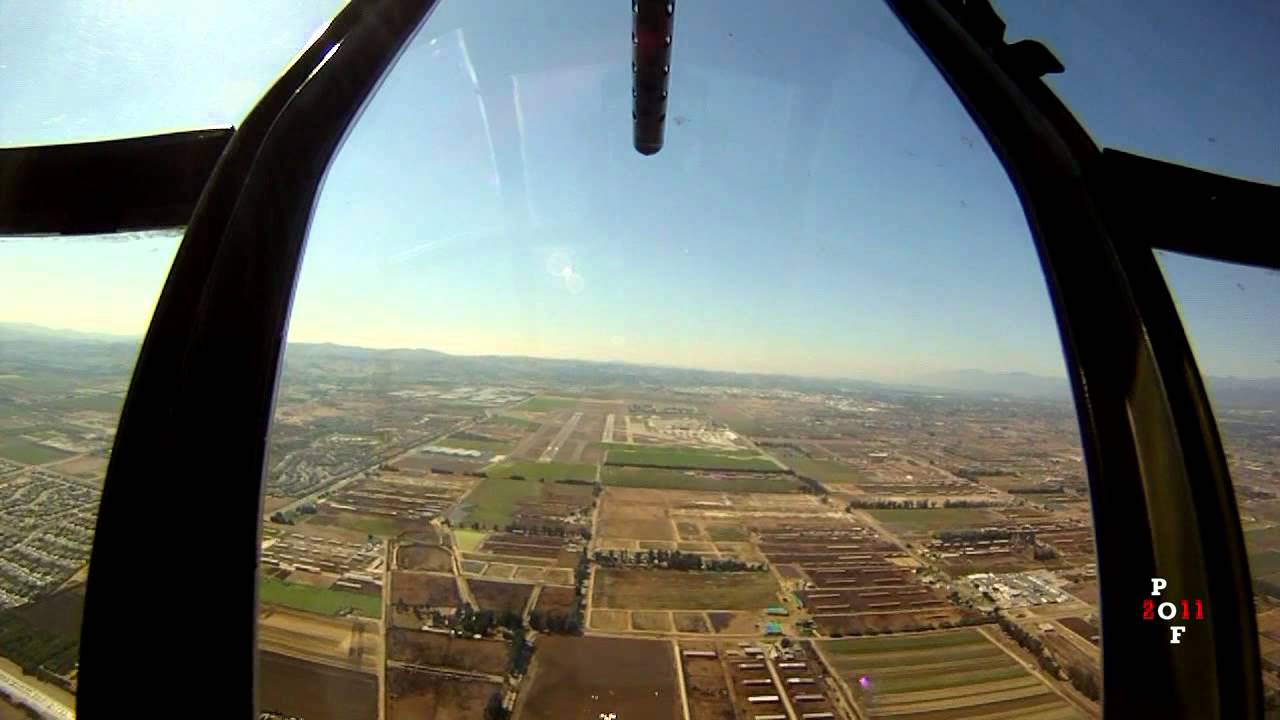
[[2, 322, 1277, 406]]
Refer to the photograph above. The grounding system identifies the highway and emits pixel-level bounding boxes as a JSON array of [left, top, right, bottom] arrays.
[[0, 664, 74, 720]]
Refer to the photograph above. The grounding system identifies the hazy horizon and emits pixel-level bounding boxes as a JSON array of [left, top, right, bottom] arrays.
[[6, 321, 1280, 395]]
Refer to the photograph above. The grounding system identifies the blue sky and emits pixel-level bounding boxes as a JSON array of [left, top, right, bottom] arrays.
[[1, 0, 1277, 381]]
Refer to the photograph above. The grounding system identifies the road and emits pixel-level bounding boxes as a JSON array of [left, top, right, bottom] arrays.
[[671, 640, 692, 720], [761, 653, 799, 720], [0, 665, 73, 720], [379, 542, 391, 720]]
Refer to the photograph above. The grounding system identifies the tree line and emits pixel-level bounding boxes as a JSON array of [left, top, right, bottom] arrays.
[[847, 497, 1004, 510], [996, 613, 1098, 701], [592, 548, 766, 572]]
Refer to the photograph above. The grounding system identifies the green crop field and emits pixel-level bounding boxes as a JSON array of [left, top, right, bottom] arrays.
[[604, 446, 780, 472], [439, 435, 510, 453], [595, 442, 759, 458], [863, 507, 1002, 534], [516, 396, 579, 412], [49, 393, 125, 413], [485, 460, 596, 483], [453, 529, 488, 552], [450, 477, 543, 529], [820, 629, 1083, 718], [259, 576, 382, 618], [0, 436, 74, 465], [706, 524, 749, 542], [487, 414, 541, 429], [772, 450, 867, 485], [602, 466, 798, 493]]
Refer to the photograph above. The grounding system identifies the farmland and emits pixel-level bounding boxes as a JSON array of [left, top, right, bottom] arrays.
[[767, 444, 869, 487], [515, 636, 681, 720], [820, 629, 1083, 719], [0, 436, 73, 466], [259, 651, 378, 720], [390, 571, 461, 608], [259, 575, 382, 618], [679, 644, 734, 720], [592, 568, 780, 611], [388, 668, 502, 720], [454, 528, 487, 551], [469, 579, 535, 614], [601, 465, 799, 493], [533, 585, 578, 615], [450, 477, 544, 528], [605, 446, 780, 472], [0, 331, 1127, 719], [258, 607, 381, 671], [387, 628, 509, 675], [397, 543, 453, 572], [485, 460, 596, 483], [595, 487, 679, 541], [863, 507, 1003, 534]]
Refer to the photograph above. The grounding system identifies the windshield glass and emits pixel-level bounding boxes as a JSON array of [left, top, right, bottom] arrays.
[[0, 0, 344, 145]]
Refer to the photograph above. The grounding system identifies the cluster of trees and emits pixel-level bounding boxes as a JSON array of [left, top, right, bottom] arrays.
[[1065, 660, 1100, 701], [508, 626, 534, 675], [954, 467, 1017, 480], [1007, 484, 1065, 495], [940, 498, 1002, 508], [996, 614, 1099, 701], [848, 498, 933, 510], [573, 554, 590, 591], [1032, 543, 1059, 560], [447, 603, 523, 637], [483, 692, 509, 720], [268, 511, 294, 525], [528, 610, 582, 635], [592, 548, 765, 572], [794, 474, 830, 496], [502, 523, 591, 540], [935, 528, 1011, 542]]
